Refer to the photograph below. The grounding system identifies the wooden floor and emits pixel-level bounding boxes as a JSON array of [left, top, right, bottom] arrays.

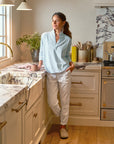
[[42, 124, 114, 144]]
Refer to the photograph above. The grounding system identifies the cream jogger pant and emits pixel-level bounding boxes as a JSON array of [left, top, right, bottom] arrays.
[[46, 70, 71, 125]]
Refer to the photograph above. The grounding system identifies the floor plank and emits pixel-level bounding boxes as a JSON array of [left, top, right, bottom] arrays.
[[42, 125, 114, 144]]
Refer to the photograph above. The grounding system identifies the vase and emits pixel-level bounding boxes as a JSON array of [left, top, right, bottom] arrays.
[[30, 49, 39, 62], [78, 50, 88, 62]]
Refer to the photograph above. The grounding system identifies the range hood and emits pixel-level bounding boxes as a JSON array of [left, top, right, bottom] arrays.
[[95, 3, 114, 7], [94, 0, 114, 7]]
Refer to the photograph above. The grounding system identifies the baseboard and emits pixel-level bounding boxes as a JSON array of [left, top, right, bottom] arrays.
[[53, 116, 114, 127]]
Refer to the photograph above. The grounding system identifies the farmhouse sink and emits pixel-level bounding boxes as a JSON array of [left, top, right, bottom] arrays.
[[0, 72, 42, 109]]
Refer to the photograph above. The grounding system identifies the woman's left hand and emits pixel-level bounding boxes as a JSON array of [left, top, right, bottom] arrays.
[[66, 62, 75, 72]]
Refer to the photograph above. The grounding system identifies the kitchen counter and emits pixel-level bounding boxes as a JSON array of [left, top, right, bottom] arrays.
[[0, 63, 46, 77], [74, 62, 101, 72], [0, 62, 101, 115], [0, 63, 46, 115], [0, 84, 27, 114]]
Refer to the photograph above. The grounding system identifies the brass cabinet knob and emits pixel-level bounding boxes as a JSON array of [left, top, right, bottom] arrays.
[[33, 113, 38, 118]]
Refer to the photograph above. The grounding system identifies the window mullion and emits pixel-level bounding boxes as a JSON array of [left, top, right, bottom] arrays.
[[0, 6, 11, 59], [5, 7, 7, 57]]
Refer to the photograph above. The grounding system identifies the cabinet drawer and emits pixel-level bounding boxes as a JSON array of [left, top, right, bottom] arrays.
[[71, 72, 98, 94], [70, 96, 98, 116], [101, 109, 114, 121]]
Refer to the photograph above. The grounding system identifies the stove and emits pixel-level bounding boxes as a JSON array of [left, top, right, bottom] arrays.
[[101, 61, 114, 121], [103, 60, 114, 67]]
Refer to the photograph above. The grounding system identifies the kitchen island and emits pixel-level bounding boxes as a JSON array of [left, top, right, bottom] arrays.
[[0, 63, 52, 144], [1, 62, 114, 144]]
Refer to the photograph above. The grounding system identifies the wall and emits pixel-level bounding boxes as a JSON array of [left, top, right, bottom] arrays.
[[96, 7, 114, 58], [20, 0, 97, 61], [20, 0, 114, 60], [21, 0, 96, 45], [0, 1, 22, 69], [0, 0, 114, 66]]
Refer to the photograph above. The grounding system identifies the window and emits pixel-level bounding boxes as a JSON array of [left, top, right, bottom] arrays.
[[0, 6, 11, 59]]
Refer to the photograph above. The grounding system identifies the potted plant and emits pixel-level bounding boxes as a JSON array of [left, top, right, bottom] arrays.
[[16, 32, 41, 62]]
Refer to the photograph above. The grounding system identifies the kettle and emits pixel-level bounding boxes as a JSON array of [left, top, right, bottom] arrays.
[[108, 52, 114, 61]]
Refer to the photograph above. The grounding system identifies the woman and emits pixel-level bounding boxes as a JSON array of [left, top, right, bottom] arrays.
[[38, 12, 74, 139]]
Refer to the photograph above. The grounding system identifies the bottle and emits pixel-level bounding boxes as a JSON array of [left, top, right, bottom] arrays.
[[71, 46, 77, 62], [90, 46, 94, 62]]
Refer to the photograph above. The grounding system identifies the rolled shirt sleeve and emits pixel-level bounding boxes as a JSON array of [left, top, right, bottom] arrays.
[[39, 34, 44, 61], [65, 38, 71, 62]]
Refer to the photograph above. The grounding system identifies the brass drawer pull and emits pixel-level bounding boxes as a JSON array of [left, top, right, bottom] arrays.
[[103, 111, 106, 119], [33, 113, 38, 118], [0, 121, 7, 130], [12, 100, 27, 113], [71, 81, 82, 84], [104, 81, 107, 84], [70, 103, 82, 106]]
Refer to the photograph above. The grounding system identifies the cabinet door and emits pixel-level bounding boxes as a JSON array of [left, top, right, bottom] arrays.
[[4, 103, 22, 144], [24, 98, 41, 144], [40, 92, 47, 127], [33, 98, 41, 139], [0, 114, 6, 144], [101, 78, 114, 108], [24, 108, 33, 144]]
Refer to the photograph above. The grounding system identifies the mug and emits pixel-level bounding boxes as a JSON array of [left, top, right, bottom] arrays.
[[31, 64, 38, 71]]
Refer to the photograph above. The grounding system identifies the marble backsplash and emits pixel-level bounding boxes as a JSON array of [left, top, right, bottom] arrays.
[[96, 7, 114, 58]]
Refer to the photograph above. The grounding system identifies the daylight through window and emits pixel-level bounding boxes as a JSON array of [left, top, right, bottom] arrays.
[[0, 6, 11, 59]]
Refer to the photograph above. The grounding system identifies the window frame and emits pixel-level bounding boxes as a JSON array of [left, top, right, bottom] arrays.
[[0, 6, 12, 60]]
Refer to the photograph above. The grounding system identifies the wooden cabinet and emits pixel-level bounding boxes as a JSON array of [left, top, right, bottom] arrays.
[[23, 76, 53, 144], [0, 113, 6, 144], [70, 94, 98, 116], [69, 69, 101, 125], [71, 72, 98, 94], [0, 76, 52, 144], [24, 97, 41, 144], [23, 78, 44, 144], [2, 94, 26, 144]]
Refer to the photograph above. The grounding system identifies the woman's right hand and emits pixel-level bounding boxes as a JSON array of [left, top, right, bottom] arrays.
[[30, 64, 39, 71], [37, 60, 43, 70]]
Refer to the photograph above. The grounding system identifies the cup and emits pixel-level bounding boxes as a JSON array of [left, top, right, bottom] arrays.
[[31, 64, 38, 71]]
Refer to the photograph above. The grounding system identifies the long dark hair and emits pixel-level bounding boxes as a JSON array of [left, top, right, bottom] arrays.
[[52, 12, 72, 38]]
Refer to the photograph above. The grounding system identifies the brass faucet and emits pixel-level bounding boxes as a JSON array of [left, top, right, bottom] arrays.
[[0, 42, 13, 57]]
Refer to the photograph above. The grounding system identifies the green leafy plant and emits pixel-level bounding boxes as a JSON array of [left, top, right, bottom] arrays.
[[16, 33, 41, 51]]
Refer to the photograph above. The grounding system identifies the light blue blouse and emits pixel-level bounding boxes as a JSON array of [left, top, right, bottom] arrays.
[[39, 30, 71, 73]]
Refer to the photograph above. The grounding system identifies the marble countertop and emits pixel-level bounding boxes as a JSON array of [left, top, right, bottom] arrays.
[[74, 62, 101, 71], [0, 63, 46, 77], [0, 84, 27, 114], [0, 62, 46, 115]]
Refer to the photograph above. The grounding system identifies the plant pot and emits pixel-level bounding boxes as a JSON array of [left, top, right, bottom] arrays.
[[30, 49, 39, 62]]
